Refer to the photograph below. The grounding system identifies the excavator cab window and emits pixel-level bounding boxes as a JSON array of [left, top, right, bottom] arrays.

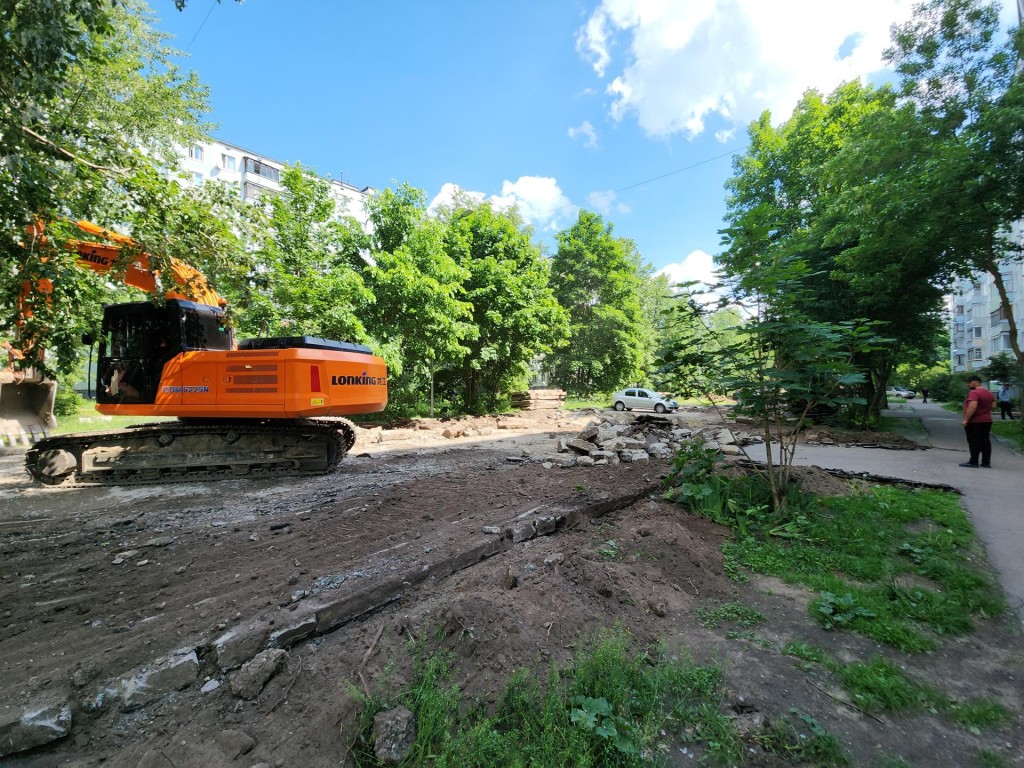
[[180, 303, 232, 351], [97, 302, 181, 405]]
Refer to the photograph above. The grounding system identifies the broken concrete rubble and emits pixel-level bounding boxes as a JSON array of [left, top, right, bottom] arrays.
[[547, 413, 762, 468], [0, 698, 72, 758]]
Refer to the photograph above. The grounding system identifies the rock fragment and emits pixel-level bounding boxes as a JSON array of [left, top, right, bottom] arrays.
[[0, 698, 72, 758], [228, 649, 288, 700], [373, 706, 416, 764]]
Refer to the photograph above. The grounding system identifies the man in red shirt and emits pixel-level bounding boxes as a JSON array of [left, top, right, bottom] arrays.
[[961, 374, 995, 468]]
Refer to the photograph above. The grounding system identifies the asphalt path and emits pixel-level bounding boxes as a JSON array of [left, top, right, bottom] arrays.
[[744, 400, 1024, 625]]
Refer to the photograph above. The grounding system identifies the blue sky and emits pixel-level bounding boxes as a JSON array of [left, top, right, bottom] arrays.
[[154, 0, 1021, 288]]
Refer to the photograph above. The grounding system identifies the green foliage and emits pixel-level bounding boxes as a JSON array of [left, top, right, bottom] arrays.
[[0, 0, 245, 377], [546, 210, 654, 397], [813, 592, 877, 629], [662, 437, 725, 509], [361, 184, 476, 416], [350, 626, 737, 767], [52, 384, 85, 417], [980, 352, 1024, 387], [836, 657, 929, 714], [697, 601, 767, 629], [240, 164, 371, 343], [659, 240, 889, 513], [710, 482, 1003, 652], [754, 709, 849, 767], [440, 200, 569, 413]]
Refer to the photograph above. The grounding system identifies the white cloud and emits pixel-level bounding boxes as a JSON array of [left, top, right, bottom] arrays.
[[427, 182, 485, 214], [430, 177, 575, 232], [578, 0, 919, 139], [657, 249, 719, 295], [568, 120, 599, 148]]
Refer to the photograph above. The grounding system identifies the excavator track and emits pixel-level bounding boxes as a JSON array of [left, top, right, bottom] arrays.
[[25, 418, 357, 487]]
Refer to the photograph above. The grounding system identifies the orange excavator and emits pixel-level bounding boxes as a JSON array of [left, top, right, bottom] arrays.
[[4, 221, 387, 486]]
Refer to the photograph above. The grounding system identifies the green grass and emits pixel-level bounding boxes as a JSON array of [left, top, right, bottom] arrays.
[[349, 626, 848, 767], [783, 646, 1011, 729], [991, 419, 1024, 450], [53, 401, 174, 435], [721, 485, 1005, 653], [697, 601, 767, 629], [565, 396, 613, 410]]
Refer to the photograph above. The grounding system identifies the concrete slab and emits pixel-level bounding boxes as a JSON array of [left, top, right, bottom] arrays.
[[744, 400, 1024, 624]]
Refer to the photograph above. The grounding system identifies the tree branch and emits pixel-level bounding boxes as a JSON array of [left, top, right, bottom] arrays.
[[20, 125, 125, 175]]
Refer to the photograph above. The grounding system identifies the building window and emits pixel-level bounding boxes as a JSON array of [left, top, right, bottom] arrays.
[[243, 157, 280, 183], [243, 181, 265, 200], [192, 172, 204, 186], [955, 355, 964, 367], [1001, 332, 1012, 350], [188, 145, 204, 161], [973, 348, 984, 361], [221, 154, 236, 172], [955, 322, 965, 333], [973, 326, 983, 338]]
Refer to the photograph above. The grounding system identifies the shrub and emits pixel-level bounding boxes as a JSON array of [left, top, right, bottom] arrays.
[[53, 385, 85, 417]]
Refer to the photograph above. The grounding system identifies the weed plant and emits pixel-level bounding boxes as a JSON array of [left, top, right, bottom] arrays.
[[708, 483, 1006, 652], [349, 626, 845, 766], [779, 650, 1010, 729]]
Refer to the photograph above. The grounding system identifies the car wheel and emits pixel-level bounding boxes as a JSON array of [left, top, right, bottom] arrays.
[[655, 403, 666, 414], [613, 401, 625, 411]]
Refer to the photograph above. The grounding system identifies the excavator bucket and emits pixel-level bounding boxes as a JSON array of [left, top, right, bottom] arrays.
[[0, 367, 57, 448]]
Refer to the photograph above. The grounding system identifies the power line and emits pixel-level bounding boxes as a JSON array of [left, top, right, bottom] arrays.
[[540, 146, 743, 218], [186, 0, 219, 51]]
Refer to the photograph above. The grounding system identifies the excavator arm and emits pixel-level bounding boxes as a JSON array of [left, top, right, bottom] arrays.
[[2, 220, 227, 446]]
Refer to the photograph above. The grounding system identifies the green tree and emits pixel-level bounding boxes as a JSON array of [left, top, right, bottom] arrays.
[[240, 165, 372, 344], [547, 210, 652, 397], [720, 82, 948, 418], [441, 201, 568, 412], [0, 1, 243, 377], [662, 260, 886, 513], [868, 0, 1024, 366], [362, 185, 476, 415]]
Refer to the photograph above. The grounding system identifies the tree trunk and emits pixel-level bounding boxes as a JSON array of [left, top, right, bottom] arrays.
[[987, 263, 1024, 369]]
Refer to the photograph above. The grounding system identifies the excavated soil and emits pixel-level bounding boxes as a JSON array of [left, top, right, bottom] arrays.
[[1, 408, 1022, 767]]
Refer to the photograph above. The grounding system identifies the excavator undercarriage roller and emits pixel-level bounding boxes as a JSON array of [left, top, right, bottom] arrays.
[[25, 419, 357, 487]]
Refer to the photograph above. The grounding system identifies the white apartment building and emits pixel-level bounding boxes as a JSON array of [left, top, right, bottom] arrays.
[[948, 220, 1024, 373], [176, 137, 373, 229]]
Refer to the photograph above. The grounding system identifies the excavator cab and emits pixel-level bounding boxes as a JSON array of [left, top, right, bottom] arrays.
[[96, 299, 233, 405]]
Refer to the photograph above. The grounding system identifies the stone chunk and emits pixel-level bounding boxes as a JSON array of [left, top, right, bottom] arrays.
[[373, 706, 416, 764], [228, 649, 288, 700], [0, 698, 72, 758], [512, 521, 536, 543], [564, 438, 596, 455], [269, 615, 317, 649], [618, 449, 650, 465], [214, 621, 270, 671], [215, 729, 256, 759], [119, 651, 199, 711]]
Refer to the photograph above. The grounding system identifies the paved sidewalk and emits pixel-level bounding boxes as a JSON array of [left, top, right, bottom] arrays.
[[744, 400, 1024, 625]]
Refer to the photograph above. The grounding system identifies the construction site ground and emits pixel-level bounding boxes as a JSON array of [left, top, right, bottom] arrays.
[[1, 406, 1022, 767]]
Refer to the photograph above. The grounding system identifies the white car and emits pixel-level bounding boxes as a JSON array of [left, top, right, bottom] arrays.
[[886, 386, 916, 400], [611, 388, 679, 413]]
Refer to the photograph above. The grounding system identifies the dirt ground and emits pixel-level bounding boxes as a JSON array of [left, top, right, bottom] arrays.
[[1, 407, 1021, 767]]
